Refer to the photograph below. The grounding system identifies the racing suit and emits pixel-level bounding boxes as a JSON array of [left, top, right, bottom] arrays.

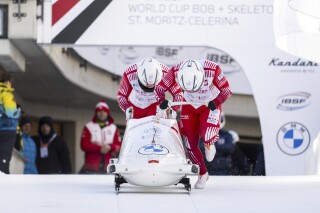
[[117, 63, 183, 118], [155, 59, 232, 175]]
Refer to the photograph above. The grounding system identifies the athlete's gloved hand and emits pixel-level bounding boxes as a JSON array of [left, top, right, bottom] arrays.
[[159, 100, 169, 110], [208, 101, 216, 111]]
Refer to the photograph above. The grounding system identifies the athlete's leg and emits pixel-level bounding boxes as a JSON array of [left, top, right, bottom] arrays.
[[180, 105, 207, 175]]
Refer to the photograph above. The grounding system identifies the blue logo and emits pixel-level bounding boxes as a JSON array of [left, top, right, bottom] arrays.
[[277, 122, 310, 155], [138, 144, 169, 155]]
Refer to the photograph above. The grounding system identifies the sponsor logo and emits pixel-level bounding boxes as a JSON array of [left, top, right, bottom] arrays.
[[118, 47, 140, 64], [180, 115, 189, 119], [277, 122, 310, 156], [154, 47, 181, 67], [138, 144, 169, 155], [269, 58, 318, 74], [200, 48, 242, 75], [276, 92, 311, 111], [269, 58, 318, 66]]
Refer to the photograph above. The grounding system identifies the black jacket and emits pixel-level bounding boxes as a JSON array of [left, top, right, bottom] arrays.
[[33, 134, 72, 174]]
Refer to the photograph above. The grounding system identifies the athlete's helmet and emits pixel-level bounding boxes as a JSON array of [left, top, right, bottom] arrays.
[[137, 57, 163, 92], [177, 60, 204, 93]]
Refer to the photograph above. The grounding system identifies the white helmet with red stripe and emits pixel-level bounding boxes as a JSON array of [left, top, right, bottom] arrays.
[[177, 60, 204, 93], [137, 57, 163, 92]]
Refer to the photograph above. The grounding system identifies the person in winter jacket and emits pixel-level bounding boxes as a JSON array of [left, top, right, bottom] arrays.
[[33, 116, 72, 174], [20, 116, 38, 174], [0, 67, 20, 174], [80, 100, 121, 174], [155, 59, 232, 189]]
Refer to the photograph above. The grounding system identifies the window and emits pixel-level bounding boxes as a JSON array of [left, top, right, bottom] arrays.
[[0, 5, 8, 38]]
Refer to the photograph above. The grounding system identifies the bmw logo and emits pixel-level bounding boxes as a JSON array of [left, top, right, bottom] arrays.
[[277, 122, 310, 156], [138, 144, 169, 155]]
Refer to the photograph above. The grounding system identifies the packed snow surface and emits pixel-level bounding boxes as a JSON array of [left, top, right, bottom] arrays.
[[1, 175, 320, 213]]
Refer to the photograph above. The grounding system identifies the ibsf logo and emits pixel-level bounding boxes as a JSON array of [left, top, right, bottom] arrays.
[[276, 92, 311, 111], [277, 122, 310, 156], [200, 48, 242, 75], [154, 47, 180, 67], [138, 144, 169, 155], [155, 47, 179, 58]]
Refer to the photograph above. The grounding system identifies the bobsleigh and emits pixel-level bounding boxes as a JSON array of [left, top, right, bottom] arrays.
[[107, 103, 200, 193]]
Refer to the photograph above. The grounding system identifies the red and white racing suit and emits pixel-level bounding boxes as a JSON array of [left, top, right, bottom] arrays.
[[155, 59, 232, 175], [117, 63, 183, 118]]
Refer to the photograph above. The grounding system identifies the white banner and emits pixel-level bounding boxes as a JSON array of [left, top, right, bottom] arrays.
[[74, 46, 252, 95], [38, 0, 320, 175]]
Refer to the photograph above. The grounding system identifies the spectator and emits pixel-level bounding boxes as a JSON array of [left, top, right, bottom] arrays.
[[79, 100, 121, 174], [20, 116, 38, 174], [14, 104, 25, 152], [230, 144, 251, 176], [33, 116, 71, 174], [253, 144, 265, 176], [0, 67, 21, 174]]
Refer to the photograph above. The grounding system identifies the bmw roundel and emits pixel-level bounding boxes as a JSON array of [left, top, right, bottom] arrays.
[[277, 122, 310, 156], [138, 144, 169, 155]]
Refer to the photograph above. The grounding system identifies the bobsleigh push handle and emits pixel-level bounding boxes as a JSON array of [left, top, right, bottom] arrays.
[[167, 101, 207, 107], [155, 101, 207, 120]]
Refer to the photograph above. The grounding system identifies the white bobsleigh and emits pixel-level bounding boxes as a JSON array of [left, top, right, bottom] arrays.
[[107, 104, 200, 193]]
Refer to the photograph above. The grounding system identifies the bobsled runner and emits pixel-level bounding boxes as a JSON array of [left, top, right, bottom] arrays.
[[107, 102, 203, 194]]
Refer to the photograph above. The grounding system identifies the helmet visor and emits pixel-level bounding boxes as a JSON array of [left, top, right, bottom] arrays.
[[138, 79, 155, 92]]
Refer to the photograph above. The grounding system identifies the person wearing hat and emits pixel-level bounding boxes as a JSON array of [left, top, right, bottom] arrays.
[[20, 116, 38, 174], [33, 116, 71, 174], [0, 67, 21, 174], [80, 100, 121, 174]]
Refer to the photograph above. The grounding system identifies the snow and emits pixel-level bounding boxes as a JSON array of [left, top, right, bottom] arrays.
[[1, 175, 320, 213]]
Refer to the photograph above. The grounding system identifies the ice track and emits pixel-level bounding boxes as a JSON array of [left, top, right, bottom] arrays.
[[1, 175, 320, 213]]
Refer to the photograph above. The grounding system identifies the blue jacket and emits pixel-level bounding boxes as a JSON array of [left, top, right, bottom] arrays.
[[21, 132, 38, 174]]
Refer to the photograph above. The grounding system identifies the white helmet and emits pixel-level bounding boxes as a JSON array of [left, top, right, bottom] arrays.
[[137, 57, 163, 92], [177, 60, 204, 92]]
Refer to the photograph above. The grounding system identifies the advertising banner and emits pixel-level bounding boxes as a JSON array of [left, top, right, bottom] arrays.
[[38, 0, 320, 175], [73, 46, 252, 95]]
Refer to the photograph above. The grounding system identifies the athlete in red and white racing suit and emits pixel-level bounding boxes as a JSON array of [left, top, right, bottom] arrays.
[[155, 59, 232, 189], [117, 57, 183, 119]]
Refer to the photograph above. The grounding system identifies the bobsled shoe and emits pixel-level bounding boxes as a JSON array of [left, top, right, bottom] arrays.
[[194, 172, 209, 189], [204, 143, 216, 162]]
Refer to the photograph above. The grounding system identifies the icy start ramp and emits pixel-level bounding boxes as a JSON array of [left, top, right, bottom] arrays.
[[0, 175, 320, 213]]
